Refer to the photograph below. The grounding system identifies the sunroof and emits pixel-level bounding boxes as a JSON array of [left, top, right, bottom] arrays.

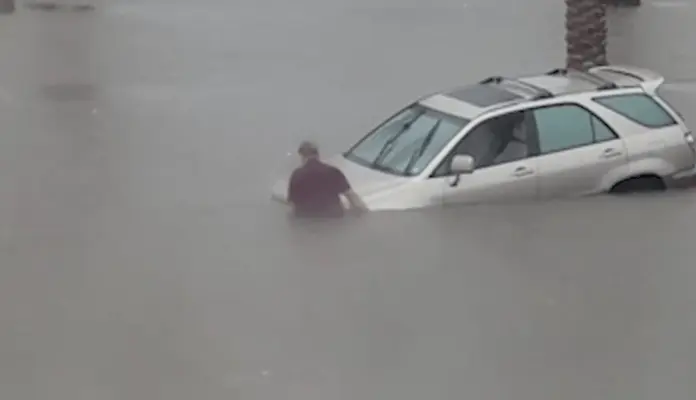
[[446, 84, 522, 107]]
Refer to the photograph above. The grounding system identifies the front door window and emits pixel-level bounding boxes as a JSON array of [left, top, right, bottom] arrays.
[[432, 110, 533, 176]]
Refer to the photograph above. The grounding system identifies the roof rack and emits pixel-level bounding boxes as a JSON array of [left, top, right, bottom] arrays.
[[589, 66, 644, 82], [546, 68, 618, 90], [479, 76, 554, 100]]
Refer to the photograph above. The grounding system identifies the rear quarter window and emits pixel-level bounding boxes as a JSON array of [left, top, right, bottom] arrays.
[[593, 93, 677, 128]]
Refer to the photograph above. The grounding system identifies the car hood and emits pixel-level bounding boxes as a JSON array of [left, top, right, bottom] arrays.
[[270, 155, 410, 203]]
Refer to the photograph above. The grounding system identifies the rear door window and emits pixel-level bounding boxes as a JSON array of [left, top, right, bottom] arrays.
[[593, 94, 677, 128], [532, 104, 617, 155]]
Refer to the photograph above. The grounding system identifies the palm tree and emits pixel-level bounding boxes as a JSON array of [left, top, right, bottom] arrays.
[[565, 0, 608, 70]]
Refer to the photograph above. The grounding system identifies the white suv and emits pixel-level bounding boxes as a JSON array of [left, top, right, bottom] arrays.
[[271, 65, 696, 210]]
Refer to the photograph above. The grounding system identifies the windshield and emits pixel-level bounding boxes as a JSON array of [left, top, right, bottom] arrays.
[[344, 103, 470, 176]]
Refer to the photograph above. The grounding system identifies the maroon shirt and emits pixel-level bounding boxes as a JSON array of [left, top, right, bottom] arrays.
[[288, 159, 350, 218]]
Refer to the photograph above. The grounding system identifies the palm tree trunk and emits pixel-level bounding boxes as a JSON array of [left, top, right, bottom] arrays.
[[565, 0, 607, 70]]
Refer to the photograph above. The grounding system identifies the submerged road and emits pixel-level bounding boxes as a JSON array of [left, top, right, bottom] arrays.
[[1, 0, 696, 399]]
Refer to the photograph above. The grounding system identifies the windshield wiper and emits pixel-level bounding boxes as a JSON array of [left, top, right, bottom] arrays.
[[371, 162, 402, 175], [404, 119, 441, 175], [371, 110, 426, 169]]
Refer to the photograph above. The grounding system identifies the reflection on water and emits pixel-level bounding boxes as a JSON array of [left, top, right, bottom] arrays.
[[41, 83, 99, 102], [256, 192, 686, 399], [273, 191, 696, 400]]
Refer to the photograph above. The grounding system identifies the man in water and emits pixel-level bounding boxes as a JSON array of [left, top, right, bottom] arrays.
[[287, 141, 368, 218]]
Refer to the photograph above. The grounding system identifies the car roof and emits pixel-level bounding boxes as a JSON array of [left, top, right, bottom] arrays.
[[419, 65, 663, 120]]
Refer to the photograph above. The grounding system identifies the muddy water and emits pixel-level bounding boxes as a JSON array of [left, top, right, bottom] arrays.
[[1, 0, 696, 399]]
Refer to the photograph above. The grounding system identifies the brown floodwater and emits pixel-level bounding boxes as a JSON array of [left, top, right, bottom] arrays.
[[1, 0, 696, 399]]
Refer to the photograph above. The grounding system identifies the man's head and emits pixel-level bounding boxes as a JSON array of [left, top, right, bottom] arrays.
[[298, 140, 319, 163]]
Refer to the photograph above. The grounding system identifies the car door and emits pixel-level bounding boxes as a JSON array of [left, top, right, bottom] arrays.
[[531, 103, 629, 198], [432, 110, 539, 205]]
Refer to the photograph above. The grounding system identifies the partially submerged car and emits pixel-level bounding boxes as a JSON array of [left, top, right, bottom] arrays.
[[271, 65, 696, 211]]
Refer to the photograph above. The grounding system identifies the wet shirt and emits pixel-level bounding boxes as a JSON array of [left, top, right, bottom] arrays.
[[288, 159, 350, 218]]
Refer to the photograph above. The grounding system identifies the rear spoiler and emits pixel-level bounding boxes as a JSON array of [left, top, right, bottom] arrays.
[[588, 65, 666, 94]]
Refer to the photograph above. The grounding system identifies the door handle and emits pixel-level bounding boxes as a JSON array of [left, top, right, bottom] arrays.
[[512, 166, 534, 177], [600, 148, 622, 159]]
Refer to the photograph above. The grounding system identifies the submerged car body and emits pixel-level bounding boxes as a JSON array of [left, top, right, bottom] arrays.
[[272, 65, 696, 211]]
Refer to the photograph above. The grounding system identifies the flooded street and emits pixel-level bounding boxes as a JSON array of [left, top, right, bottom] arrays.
[[1, 0, 696, 399]]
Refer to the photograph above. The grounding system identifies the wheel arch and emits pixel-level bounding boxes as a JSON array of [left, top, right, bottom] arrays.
[[609, 173, 666, 193]]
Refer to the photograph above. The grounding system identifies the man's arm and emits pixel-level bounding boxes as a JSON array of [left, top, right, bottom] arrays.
[[344, 189, 368, 212], [333, 168, 368, 213], [287, 172, 298, 211]]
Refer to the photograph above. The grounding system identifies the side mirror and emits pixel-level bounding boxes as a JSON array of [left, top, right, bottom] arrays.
[[450, 154, 475, 174], [448, 154, 475, 187]]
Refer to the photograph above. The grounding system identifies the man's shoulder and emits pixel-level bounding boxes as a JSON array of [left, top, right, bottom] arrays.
[[290, 163, 312, 177], [324, 163, 344, 175], [309, 160, 341, 174], [291, 160, 345, 181], [300, 160, 339, 172]]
